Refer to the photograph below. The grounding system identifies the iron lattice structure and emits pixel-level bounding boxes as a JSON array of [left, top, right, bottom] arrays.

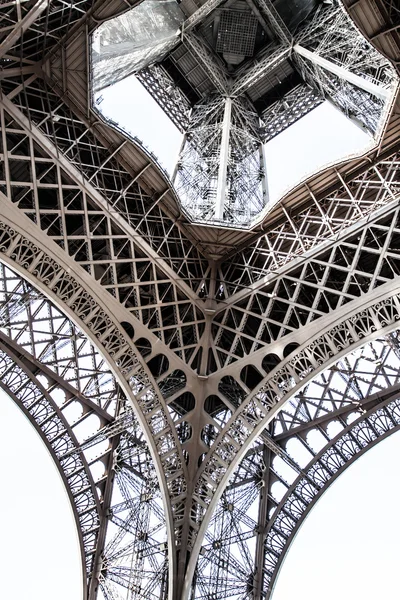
[[92, 0, 396, 225], [1, 1, 400, 600]]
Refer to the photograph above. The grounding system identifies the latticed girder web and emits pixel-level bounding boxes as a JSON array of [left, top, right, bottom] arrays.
[[193, 333, 400, 600], [0, 0, 92, 68], [208, 197, 400, 372], [0, 83, 208, 369], [217, 149, 400, 296], [0, 262, 168, 600], [174, 96, 266, 225], [91, 0, 397, 226], [1, 0, 400, 599], [4, 258, 400, 600]]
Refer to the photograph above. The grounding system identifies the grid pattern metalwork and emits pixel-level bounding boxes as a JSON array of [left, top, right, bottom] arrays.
[[90, 0, 397, 226], [216, 9, 258, 57], [0, 263, 168, 600], [1, 0, 400, 599]]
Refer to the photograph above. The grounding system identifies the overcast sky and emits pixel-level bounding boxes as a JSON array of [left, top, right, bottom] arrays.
[[1, 75, 394, 600]]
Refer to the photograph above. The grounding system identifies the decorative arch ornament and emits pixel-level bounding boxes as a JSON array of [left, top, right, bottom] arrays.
[[185, 285, 400, 588], [0, 209, 184, 596]]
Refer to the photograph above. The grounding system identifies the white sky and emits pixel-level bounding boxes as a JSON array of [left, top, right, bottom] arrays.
[[96, 75, 371, 205], [1, 77, 392, 600], [273, 430, 400, 600], [0, 391, 82, 600]]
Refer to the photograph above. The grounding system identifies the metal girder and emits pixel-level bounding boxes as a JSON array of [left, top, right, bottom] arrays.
[[260, 84, 323, 142], [2, 73, 211, 293], [0, 342, 101, 593], [182, 0, 226, 32], [0, 88, 207, 368], [0, 0, 94, 66], [257, 0, 291, 44], [136, 66, 192, 133], [215, 97, 233, 219], [181, 197, 400, 592], [174, 94, 267, 225], [183, 33, 230, 95], [294, 43, 390, 101], [1, 93, 199, 305], [211, 161, 400, 370], [292, 2, 395, 135], [0, 195, 187, 590], [231, 43, 291, 96], [0, 0, 49, 60], [217, 144, 400, 299]]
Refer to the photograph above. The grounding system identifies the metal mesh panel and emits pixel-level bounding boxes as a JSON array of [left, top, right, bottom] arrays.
[[216, 10, 258, 57]]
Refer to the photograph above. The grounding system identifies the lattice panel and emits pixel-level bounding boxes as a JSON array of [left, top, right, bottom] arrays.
[[213, 202, 400, 369], [1, 1, 400, 598], [260, 84, 323, 142], [0, 262, 168, 600], [0, 0, 93, 68], [1, 77, 210, 296], [219, 150, 400, 296], [194, 335, 400, 599], [0, 96, 206, 365]]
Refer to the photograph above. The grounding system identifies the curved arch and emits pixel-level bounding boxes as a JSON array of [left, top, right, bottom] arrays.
[[184, 282, 400, 592], [192, 331, 400, 599], [263, 390, 400, 596], [0, 262, 168, 600], [0, 340, 99, 596], [0, 198, 187, 556]]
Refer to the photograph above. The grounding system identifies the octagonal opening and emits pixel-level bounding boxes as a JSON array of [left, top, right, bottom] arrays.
[[91, 0, 398, 228]]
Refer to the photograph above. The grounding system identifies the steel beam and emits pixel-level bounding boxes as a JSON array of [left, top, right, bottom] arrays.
[[215, 97, 232, 219], [184, 33, 229, 94], [231, 44, 291, 95], [0, 0, 49, 59], [257, 0, 292, 44], [182, 0, 226, 32], [294, 43, 391, 100]]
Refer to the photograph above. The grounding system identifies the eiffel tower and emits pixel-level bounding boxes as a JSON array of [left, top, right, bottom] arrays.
[[1, 1, 400, 599]]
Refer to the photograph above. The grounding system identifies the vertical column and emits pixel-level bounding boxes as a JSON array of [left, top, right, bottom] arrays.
[[174, 94, 266, 224], [215, 97, 232, 220], [258, 140, 269, 209]]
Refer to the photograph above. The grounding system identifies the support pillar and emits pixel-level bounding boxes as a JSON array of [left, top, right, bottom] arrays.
[[215, 97, 232, 220], [174, 95, 267, 225], [258, 139, 269, 209]]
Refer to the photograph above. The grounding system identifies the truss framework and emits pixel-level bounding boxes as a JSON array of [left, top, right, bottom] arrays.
[[1, 1, 400, 600], [194, 335, 400, 599], [174, 95, 267, 225], [91, 0, 397, 225], [0, 263, 168, 600]]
